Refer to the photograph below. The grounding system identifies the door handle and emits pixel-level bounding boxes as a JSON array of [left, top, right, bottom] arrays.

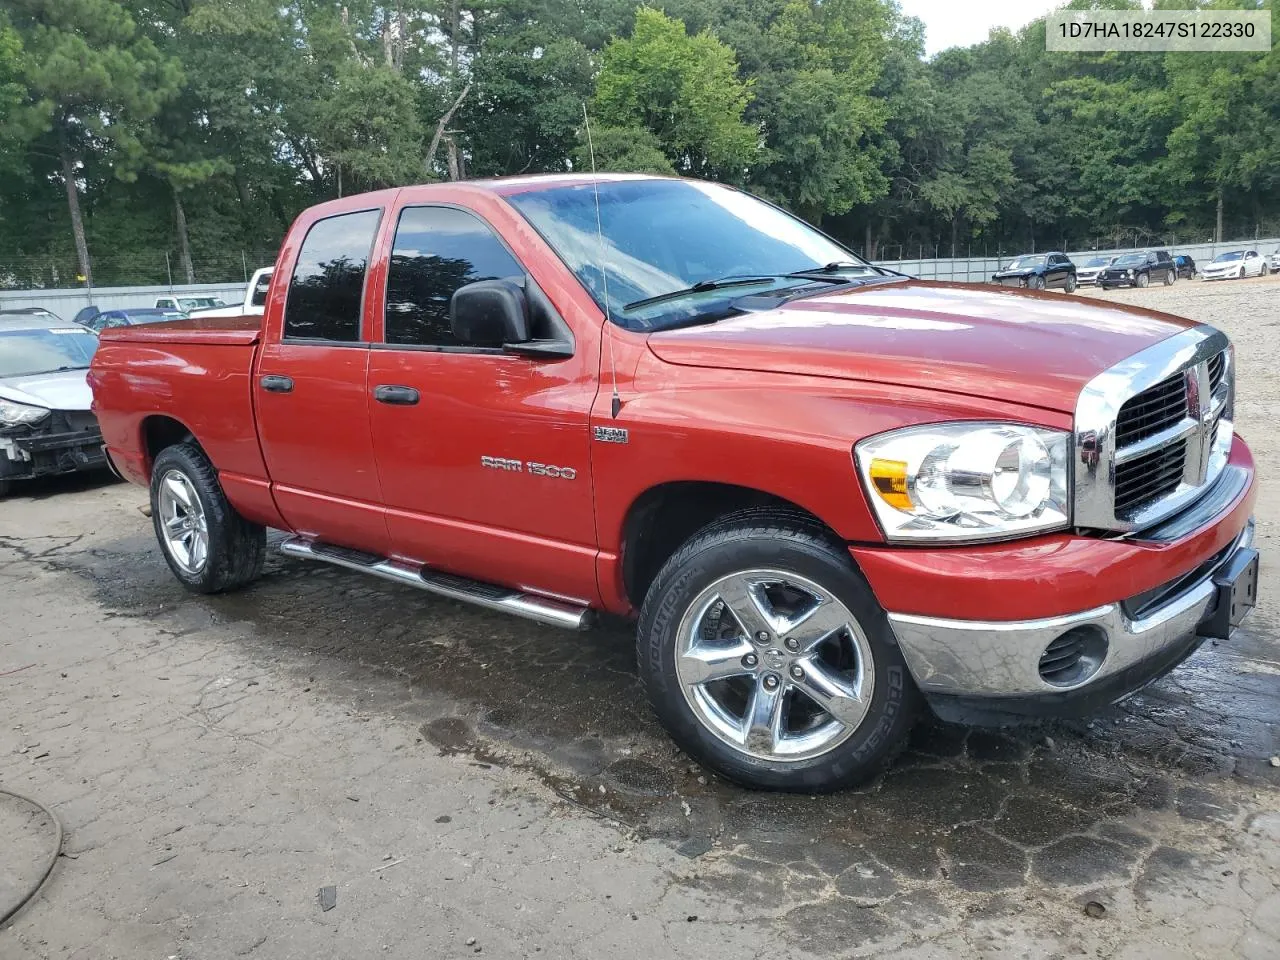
[[260, 375, 294, 393], [374, 384, 420, 405]]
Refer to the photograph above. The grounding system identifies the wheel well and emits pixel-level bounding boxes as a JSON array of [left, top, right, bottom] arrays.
[[620, 482, 835, 609], [141, 415, 197, 470]]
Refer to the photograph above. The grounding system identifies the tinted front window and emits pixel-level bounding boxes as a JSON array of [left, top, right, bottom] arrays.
[[0, 328, 99, 377], [1215, 252, 1244, 262], [1114, 254, 1145, 266], [284, 210, 380, 341], [385, 207, 524, 347], [1006, 256, 1046, 269], [507, 179, 869, 331]]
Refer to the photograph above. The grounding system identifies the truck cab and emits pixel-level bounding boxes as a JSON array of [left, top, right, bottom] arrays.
[[88, 175, 1259, 792]]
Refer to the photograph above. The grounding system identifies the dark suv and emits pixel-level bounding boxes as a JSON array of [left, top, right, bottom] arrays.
[[1098, 249, 1176, 289], [1173, 254, 1197, 279], [990, 252, 1077, 291]]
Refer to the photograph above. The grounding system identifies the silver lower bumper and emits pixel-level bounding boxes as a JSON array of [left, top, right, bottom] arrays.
[[886, 522, 1254, 698]]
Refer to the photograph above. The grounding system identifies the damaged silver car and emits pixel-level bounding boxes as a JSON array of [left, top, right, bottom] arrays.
[[0, 313, 106, 497]]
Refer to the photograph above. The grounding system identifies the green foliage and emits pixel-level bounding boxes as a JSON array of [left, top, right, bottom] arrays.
[[575, 125, 676, 175], [592, 8, 757, 180]]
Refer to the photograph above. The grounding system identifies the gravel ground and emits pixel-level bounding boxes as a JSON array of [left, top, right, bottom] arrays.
[[2, 273, 1280, 959]]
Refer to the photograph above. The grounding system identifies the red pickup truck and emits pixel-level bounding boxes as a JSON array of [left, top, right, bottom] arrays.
[[89, 175, 1259, 791]]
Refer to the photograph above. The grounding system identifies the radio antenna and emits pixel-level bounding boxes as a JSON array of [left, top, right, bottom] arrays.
[[583, 102, 622, 418]]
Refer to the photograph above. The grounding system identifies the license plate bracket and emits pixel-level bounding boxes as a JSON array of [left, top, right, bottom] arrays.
[[1200, 547, 1259, 640]]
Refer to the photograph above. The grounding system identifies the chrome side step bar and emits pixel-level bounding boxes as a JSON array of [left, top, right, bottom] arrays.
[[278, 536, 594, 631]]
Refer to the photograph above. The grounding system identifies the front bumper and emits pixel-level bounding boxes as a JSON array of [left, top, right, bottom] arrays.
[[0, 423, 106, 481], [856, 444, 1258, 718]]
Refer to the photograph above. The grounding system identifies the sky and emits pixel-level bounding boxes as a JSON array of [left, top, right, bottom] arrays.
[[899, 0, 1060, 56]]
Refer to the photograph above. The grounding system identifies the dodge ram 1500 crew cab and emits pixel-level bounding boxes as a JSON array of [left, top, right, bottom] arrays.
[[89, 174, 1260, 792]]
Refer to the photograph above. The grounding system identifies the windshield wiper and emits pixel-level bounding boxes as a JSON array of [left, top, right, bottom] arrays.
[[624, 275, 793, 311]]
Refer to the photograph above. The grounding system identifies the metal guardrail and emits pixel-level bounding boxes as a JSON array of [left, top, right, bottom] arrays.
[[0, 282, 248, 319]]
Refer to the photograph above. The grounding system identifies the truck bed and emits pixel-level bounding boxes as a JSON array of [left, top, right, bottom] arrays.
[[97, 314, 262, 346], [90, 314, 277, 526]]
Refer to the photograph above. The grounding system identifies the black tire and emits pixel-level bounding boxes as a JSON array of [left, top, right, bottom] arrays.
[[637, 511, 921, 792], [1164, 268, 1175, 285], [1030, 275, 1045, 290], [1136, 272, 1149, 288], [1064, 274, 1077, 293], [149, 442, 265, 594]]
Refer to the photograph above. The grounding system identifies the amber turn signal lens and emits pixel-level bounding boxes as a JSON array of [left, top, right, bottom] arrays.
[[868, 458, 913, 511]]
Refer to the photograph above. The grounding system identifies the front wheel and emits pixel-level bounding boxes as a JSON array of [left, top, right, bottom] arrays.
[[150, 442, 266, 594], [637, 513, 920, 792], [1136, 273, 1150, 288], [1030, 275, 1045, 290]]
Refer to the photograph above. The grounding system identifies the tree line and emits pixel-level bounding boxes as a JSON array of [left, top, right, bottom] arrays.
[[1, 0, 1277, 289]]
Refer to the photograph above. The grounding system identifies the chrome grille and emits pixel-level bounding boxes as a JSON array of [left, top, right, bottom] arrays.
[[1114, 439, 1186, 513], [1073, 329, 1233, 532], [1114, 374, 1186, 448]]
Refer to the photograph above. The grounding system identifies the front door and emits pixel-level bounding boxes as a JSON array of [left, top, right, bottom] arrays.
[[366, 204, 599, 603], [254, 207, 392, 556]]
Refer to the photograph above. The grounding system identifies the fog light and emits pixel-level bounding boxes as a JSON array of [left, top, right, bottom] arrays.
[[1038, 626, 1108, 688]]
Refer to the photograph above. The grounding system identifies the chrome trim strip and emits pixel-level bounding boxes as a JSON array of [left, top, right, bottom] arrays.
[[1113, 417, 1198, 464], [279, 536, 594, 630], [887, 521, 1253, 697], [1074, 325, 1231, 532]]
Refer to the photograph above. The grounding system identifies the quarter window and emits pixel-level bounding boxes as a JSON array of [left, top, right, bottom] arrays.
[[384, 206, 524, 347], [283, 209, 380, 342]]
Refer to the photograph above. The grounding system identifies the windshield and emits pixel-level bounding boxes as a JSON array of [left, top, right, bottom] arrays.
[[0, 327, 99, 378], [1004, 256, 1046, 270], [1213, 252, 1244, 262], [1114, 254, 1146, 266], [506, 179, 873, 330], [1083, 257, 1110, 267]]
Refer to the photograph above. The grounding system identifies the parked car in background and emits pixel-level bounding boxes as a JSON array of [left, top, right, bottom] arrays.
[[991, 252, 1077, 291], [1173, 254, 1197, 279], [1201, 250, 1268, 281], [1098, 250, 1177, 288], [155, 296, 227, 313], [0, 307, 64, 324], [0, 315, 105, 497], [83, 308, 187, 332], [73, 306, 100, 328], [192, 267, 273, 319], [1268, 247, 1280, 273], [1074, 256, 1118, 286], [90, 174, 1258, 791]]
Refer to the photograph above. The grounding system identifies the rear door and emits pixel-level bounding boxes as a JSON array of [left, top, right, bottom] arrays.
[[254, 207, 393, 556], [365, 202, 600, 603]]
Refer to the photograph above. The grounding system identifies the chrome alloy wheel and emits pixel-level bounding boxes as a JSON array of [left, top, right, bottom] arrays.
[[158, 469, 209, 575], [674, 569, 875, 762]]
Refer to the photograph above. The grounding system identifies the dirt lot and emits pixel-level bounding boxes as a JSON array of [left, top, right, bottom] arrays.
[[3, 274, 1280, 960]]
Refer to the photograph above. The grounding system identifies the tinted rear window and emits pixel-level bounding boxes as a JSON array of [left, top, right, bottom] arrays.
[[284, 211, 381, 342]]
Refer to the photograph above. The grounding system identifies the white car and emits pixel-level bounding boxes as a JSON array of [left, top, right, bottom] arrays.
[[1075, 255, 1118, 286], [0, 315, 105, 496], [1269, 247, 1280, 273], [155, 295, 228, 313], [190, 267, 273, 319], [1201, 250, 1269, 280]]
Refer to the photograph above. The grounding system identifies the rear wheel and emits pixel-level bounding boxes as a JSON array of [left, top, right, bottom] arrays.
[[150, 442, 265, 594], [637, 513, 920, 792], [1064, 274, 1077, 293], [1164, 268, 1175, 285]]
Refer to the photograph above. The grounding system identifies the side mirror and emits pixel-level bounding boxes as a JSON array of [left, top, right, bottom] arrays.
[[450, 278, 530, 347]]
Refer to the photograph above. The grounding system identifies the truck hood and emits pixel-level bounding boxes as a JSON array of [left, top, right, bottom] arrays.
[[0, 368, 92, 411], [645, 280, 1196, 413]]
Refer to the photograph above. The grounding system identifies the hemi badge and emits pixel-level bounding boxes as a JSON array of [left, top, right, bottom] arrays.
[[593, 426, 629, 444]]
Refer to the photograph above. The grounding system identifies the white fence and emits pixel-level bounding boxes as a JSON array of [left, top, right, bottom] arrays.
[[878, 237, 1280, 283], [0, 282, 247, 320]]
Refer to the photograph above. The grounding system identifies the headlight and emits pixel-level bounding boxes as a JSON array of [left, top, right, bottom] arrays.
[[0, 398, 51, 426], [855, 422, 1071, 543]]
